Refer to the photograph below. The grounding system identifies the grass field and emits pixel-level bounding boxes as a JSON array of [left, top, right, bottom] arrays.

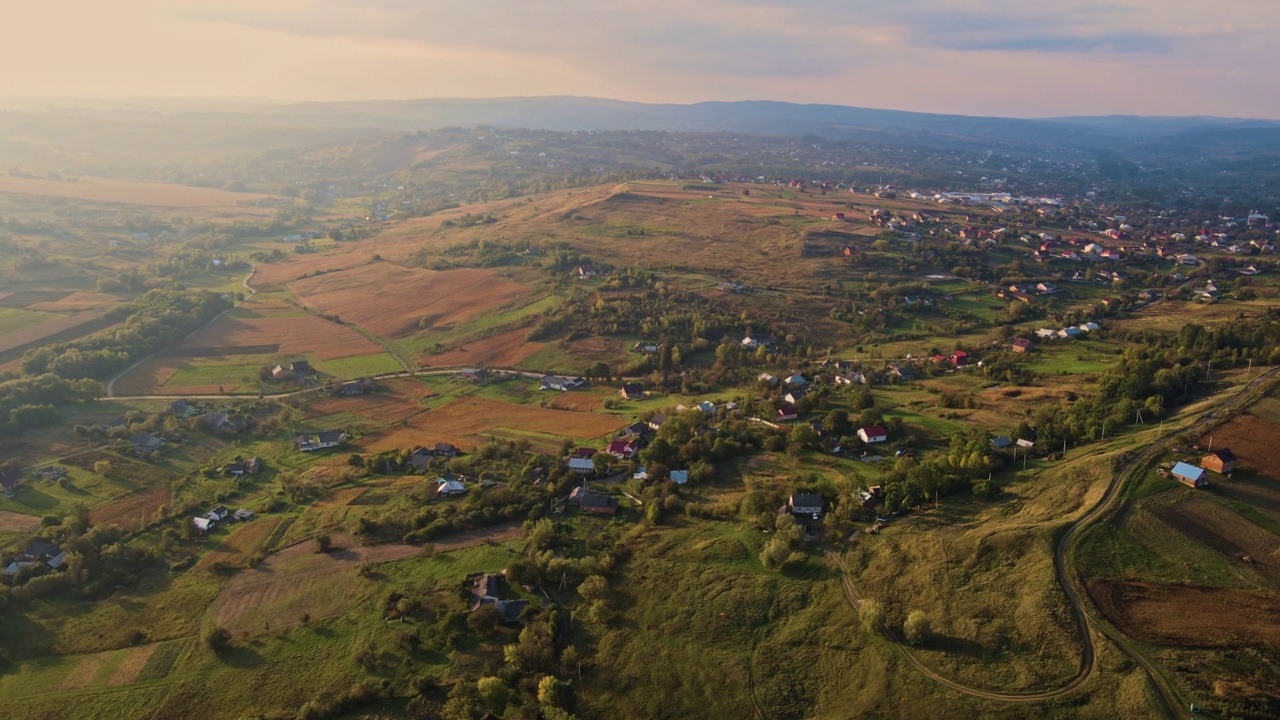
[[0, 173, 279, 212]]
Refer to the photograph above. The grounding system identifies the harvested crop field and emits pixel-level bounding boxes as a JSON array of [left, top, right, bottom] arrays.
[[25, 292, 122, 312], [307, 393, 425, 425], [107, 643, 161, 687], [208, 534, 424, 635], [1210, 474, 1280, 526], [360, 396, 624, 452], [0, 309, 106, 354], [419, 327, 546, 368], [1145, 494, 1280, 586], [0, 174, 278, 211], [88, 486, 169, 531], [110, 358, 183, 396], [196, 519, 280, 570], [58, 653, 107, 691], [177, 311, 383, 361], [1201, 413, 1280, 480], [289, 264, 532, 339], [1088, 579, 1280, 649], [0, 510, 41, 533]]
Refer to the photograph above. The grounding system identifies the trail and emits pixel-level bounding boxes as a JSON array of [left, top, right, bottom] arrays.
[[828, 366, 1280, 716]]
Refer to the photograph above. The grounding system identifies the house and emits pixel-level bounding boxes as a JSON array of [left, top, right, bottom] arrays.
[[784, 388, 807, 405], [571, 447, 598, 459], [858, 426, 888, 444], [577, 265, 597, 279], [1035, 328, 1057, 339], [433, 442, 459, 458], [777, 406, 799, 422], [294, 430, 344, 452], [206, 506, 230, 523], [950, 351, 969, 367], [1201, 449, 1236, 474], [0, 468, 23, 494], [233, 509, 256, 522], [192, 517, 214, 533], [4, 540, 66, 576], [834, 372, 866, 385], [540, 375, 585, 392], [567, 457, 596, 475], [618, 421, 650, 438], [437, 476, 467, 497], [887, 364, 915, 381], [224, 457, 262, 476], [169, 399, 201, 418], [1016, 438, 1035, 449], [741, 335, 774, 350], [990, 436, 1012, 450], [333, 377, 377, 395], [784, 374, 809, 388], [271, 364, 295, 381], [1171, 462, 1208, 488], [408, 447, 435, 470], [670, 469, 689, 485], [832, 212, 847, 222], [647, 414, 668, 432], [460, 368, 488, 383], [1058, 327, 1082, 339], [1035, 282, 1058, 294], [787, 493, 825, 518], [758, 373, 778, 387], [606, 439, 640, 459], [129, 433, 164, 454], [1011, 337, 1033, 353], [1079, 321, 1101, 332], [291, 360, 312, 375], [579, 492, 619, 515], [200, 412, 236, 431], [485, 598, 530, 624], [632, 342, 661, 354], [620, 383, 645, 400], [471, 573, 502, 609], [696, 401, 717, 415]]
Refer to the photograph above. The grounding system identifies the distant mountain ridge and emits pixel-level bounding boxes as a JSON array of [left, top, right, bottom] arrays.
[[3, 95, 1278, 160]]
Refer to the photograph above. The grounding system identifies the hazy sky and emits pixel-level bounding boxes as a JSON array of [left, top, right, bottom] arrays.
[[3, 0, 1276, 118]]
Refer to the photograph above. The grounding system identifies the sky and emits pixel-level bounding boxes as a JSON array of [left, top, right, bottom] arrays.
[[2, 0, 1276, 119]]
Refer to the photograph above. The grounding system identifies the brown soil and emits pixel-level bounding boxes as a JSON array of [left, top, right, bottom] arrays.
[[106, 644, 161, 686], [307, 393, 426, 424], [359, 395, 624, 452], [195, 519, 280, 570], [88, 486, 169, 531], [0, 510, 41, 532], [179, 313, 384, 361], [0, 310, 106, 354], [1201, 413, 1280, 480], [419, 327, 545, 368], [1209, 474, 1280, 527], [1145, 494, 1280, 586], [1088, 578, 1280, 649], [288, 264, 532, 339]]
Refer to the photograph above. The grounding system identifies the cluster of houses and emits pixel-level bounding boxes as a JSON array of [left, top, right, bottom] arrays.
[[1035, 321, 1101, 341], [270, 360, 313, 382], [191, 505, 255, 534], [539, 374, 586, 392], [408, 442, 460, 470], [1168, 448, 1237, 489]]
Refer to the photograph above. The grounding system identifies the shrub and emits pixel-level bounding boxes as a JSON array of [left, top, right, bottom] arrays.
[[202, 625, 232, 653], [314, 532, 332, 553], [903, 610, 931, 646]]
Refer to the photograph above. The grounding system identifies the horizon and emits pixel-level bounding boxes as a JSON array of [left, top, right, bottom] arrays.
[[3, 1, 1278, 120], [0, 94, 1275, 124]]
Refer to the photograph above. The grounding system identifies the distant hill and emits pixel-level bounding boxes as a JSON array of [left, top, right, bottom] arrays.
[[5, 95, 1277, 157]]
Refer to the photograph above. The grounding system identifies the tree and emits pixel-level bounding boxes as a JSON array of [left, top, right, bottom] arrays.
[[468, 604, 501, 634], [859, 599, 885, 633], [538, 674, 574, 710], [93, 460, 112, 477], [561, 644, 581, 680], [202, 624, 232, 653], [577, 575, 609, 603], [476, 676, 509, 714], [314, 532, 332, 553], [904, 610, 932, 645]]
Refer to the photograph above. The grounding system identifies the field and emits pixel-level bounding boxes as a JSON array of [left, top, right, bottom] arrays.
[[195, 518, 280, 570], [359, 395, 625, 452], [87, 486, 169, 531], [1144, 493, 1280, 586], [1200, 412, 1280, 479], [418, 326, 547, 368], [0, 510, 41, 532], [1088, 579, 1280, 649], [0, 308, 107, 355], [176, 305, 386, 361], [0, 174, 278, 212], [288, 264, 534, 339]]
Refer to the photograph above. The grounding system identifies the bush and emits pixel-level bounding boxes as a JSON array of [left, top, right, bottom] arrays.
[[859, 599, 885, 633], [314, 532, 332, 553], [202, 625, 232, 653], [903, 610, 931, 646]]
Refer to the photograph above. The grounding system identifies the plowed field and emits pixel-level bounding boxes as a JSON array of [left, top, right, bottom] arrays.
[[419, 327, 545, 368], [1201, 413, 1280, 480], [178, 313, 382, 361], [1088, 579, 1280, 649], [360, 395, 623, 452], [289, 265, 532, 339]]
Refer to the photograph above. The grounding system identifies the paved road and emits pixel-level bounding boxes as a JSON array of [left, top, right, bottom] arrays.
[[828, 365, 1280, 715]]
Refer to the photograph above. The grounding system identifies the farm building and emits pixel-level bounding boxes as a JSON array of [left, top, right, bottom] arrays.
[[459, 368, 488, 383], [858, 426, 888, 444], [1011, 337, 1033, 353], [294, 430, 344, 452], [777, 406, 799, 422], [578, 492, 618, 515], [670, 470, 689, 485], [1171, 462, 1209, 488], [224, 457, 262, 476], [784, 388, 807, 405], [566, 457, 595, 475], [540, 374, 585, 392], [620, 383, 645, 400], [437, 476, 467, 497], [1201, 448, 1236, 474], [408, 447, 435, 470], [129, 433, 165, 454]]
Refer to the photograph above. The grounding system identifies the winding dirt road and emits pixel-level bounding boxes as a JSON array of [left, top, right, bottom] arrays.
[[828, 366, 1280, 716]]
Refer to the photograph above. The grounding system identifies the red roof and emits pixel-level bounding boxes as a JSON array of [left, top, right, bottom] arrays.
[[860, 426, 888, 437]]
